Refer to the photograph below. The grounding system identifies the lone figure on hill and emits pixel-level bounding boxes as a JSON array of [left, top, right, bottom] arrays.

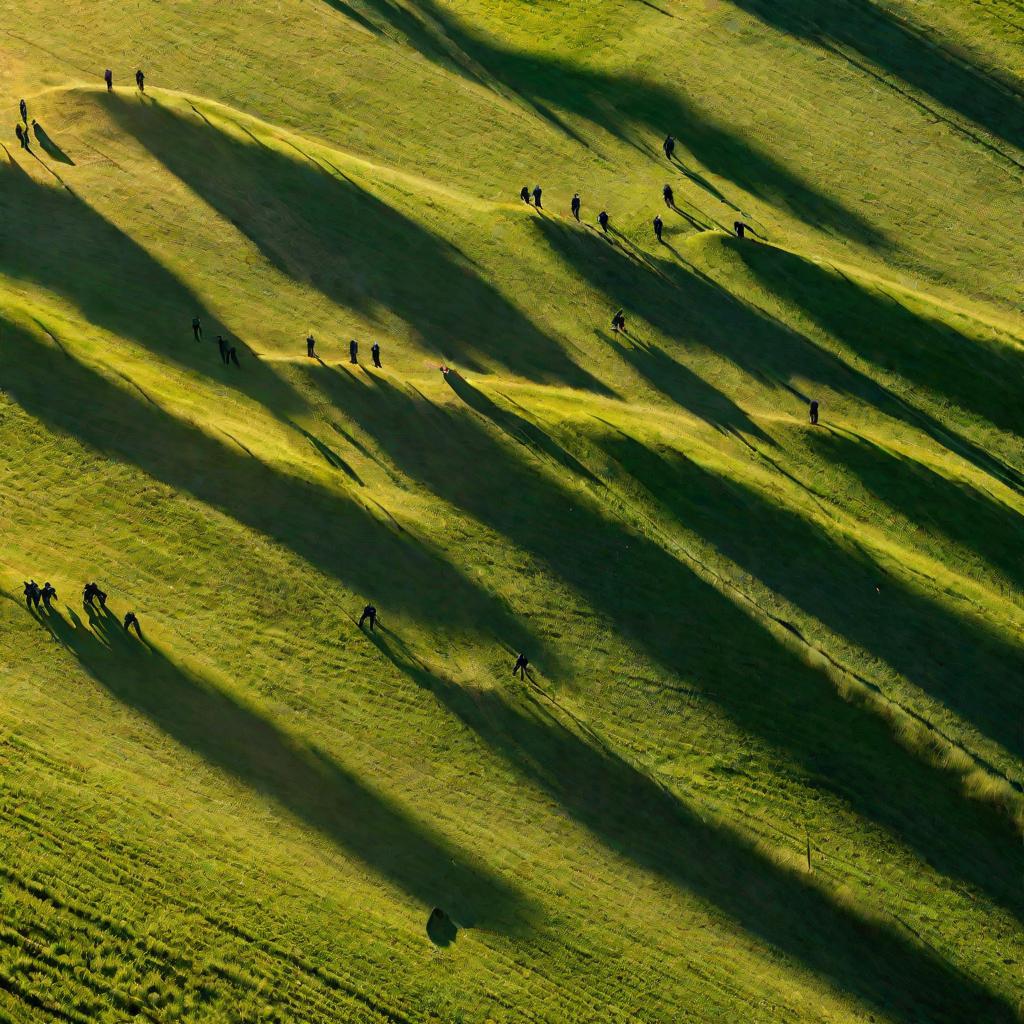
[[192, 316, 202, 342], [611, 308, 625, 333], [371, 341, 381, 368], [520, 185, 530, 204], [41, 582, 58, 610], [104, 69, 113, 92], [19, 99, 27, 124], [512, 652, 529, 679], [349, 339, 359, 365], [809, 400, 819, 426], [598, 210, 609, 233], [306, 333, 316, 358], [532, 185, 542, 208], [359, 604, 377, 631], [571, 192, 581, 221], [653, 214, 664, 242], [135, 69, 145, 92], [663, 183, 674, 208], [663, 134, 675, 160], [123, 611, 142, 637]]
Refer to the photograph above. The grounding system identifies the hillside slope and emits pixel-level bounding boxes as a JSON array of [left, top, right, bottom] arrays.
[[1, 1, 1022, 1022]]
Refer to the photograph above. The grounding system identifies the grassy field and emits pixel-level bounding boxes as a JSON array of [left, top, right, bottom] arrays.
[[0, 0, 1022, 1021]]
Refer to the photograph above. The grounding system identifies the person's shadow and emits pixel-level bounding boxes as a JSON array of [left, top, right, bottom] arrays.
[[31, 121, 75, 165]]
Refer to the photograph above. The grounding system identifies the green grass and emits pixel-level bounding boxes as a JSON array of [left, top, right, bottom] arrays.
[[1, 0, 1023, 1020]]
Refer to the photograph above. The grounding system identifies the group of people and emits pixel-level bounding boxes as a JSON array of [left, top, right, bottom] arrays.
[[24, 579, 142, 636], [307, 333, 382, 368], [102, 68, 145, 92], [190, 318, 241, 368], [13, 98, 37, 152]]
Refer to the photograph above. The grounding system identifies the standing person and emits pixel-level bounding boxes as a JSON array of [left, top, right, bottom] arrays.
[[216, 335, 229, 364], [19, 99, 27, 124], [532, 185, 542, 208], [598, 210, 609, 233], [358, 604, 377, 631], [663, 134, 675, 159], [611, 309, 625, 333], [192, 316, 202, 342], [306, 333, 316, 358], [371, 341, 381, 368], [653, 214, 664, 242], [15, 123, 28, 150], [23, 581, 39, 609], [809, 400, 819, 425], [349, 339, 358, 365], [40, 582, 57, 610], [104, 69, 113, 92], [83, 582, 97, 607], [512, 652, 529, 679], [520, 185, 530, 204], [135, 69, 145, 92], [571, 192, 581, 221], [123, 611, 142, 637], [734, 221, 749, 239], [663, 183, 674, 208], [227, 344, 240, 367]]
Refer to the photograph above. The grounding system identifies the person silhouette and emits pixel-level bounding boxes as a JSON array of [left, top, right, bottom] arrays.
[[520, 185, 530, 204], [41, 582, 57, 609], [653, 214, 664, 242], [123, 611, 142, 637], [217, 335, 229, 364], [23, 581, 39, 609], [192, 316, 202, 342], [135, 69, 145, 92], [663, 183, 674, 208], [809, 400, 819, 425], [571, 193, 581, 221], [598, 210, 609, 233], [19, 99, 27, 124], [532, 185, 542, 208], [358, 604, 377, 630], [663, 134, 675, 159], [104, 69, 113, 92], [306, 334, 316, 358], [371, 341, 381, 368], [349, 339, 358, 365], [513, 653, 529, 679]]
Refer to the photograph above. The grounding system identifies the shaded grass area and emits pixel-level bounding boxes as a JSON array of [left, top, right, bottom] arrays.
[[370, 631, 1019, 1024], [31, 603, 526, 928], [103, 95, 607, 391], [311, 368, 1024, 925]]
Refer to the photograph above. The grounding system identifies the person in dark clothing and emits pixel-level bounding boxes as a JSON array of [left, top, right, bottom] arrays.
[[809, 400, 819, 425], [135, 69, 145, 92], [104, 69, 113, 92], [41, 582, 57, 609], [653, 214, 664, 242], [371, 341, 381, 368], [227, 345, 240, 367], [15, 123, 28, 149], [192, 317, 202, 342], [734, 221, 750, 238], [520, 185, 530, 204], [306, 334, 316, 358], [123, 611, 142, 636], [24, 581, 39, 609], [663, 183, 674, 208], [83, 582, 96, 607], [611, 309, 625, 333], [358, 604, 377, 630], [663, 134, 675, 159], [571, 192, 581, 221], [19, 99, 27, 124], [349, 339, 358, 365], [513, 653, 529, 679], [598, 210, 609, 233], [217, 335, 228, 364], [532, 185, 542, 208]]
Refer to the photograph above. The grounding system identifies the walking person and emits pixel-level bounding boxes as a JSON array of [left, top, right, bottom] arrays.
[[227, 344, 240, 367], [104, 69, 113, 92], [809, 400, 819, 426], [571, 192, 581, 221], [371, 341, 381, 368], [40, 582, 57, 610], [349, 339, 358, 365], [663, 183, 674, 208], [19, 99, 27, 124], [358, 604, 377, 631], [520, 185, 530, 204], [653, 214, 664, 242], [192, 316, 202, 342], [611, 309, 626, 333], [135, 69, 145, 92], [83, 582, 97, 608], [532, 185, 542, 208], [512, 652, 529, 679], [123, 611, 142, 637], [663, 134, 675, 159], [15, 123, 28, 150], [598, 210, 609, 233], [217, 335, 229, 364], [23, 581, 39, 610], [306, 333, 316, 358]]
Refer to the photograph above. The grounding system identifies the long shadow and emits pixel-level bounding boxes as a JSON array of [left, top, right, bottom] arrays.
[[599, 431, 1024, 765], [0, 163, 301, 415], [103, 97, 607, 393], [2, 319, 554, 668], [321, 0, 883, 244], [731, 240, 1024, 438], [811, 429, 1024, 592], [30, 121, 74, 165], [321, 371, 1024, 926], [41, 606, 525, 928], [536, 219, 1024, 493], [723, 0, 1024, 156], [370, 633, 1018, 1023]]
